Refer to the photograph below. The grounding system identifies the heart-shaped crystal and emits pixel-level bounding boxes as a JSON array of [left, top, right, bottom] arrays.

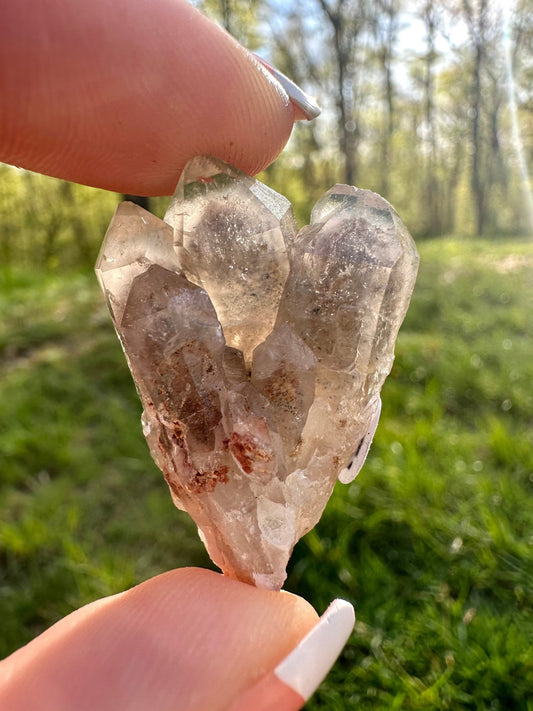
[[96, 157, 419, 590]]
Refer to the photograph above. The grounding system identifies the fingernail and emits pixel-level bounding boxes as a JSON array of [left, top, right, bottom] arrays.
[[227, 599, 355, 711], [253, 54, 321, 121], [275, 599, 355, 700]]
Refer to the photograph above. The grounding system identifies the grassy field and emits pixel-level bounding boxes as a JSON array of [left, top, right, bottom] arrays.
[[0, 236, 532, 709]]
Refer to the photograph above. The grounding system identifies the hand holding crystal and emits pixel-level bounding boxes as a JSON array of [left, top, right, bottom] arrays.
[[0, 0, 422, 706], [0, 2, 357, 709]]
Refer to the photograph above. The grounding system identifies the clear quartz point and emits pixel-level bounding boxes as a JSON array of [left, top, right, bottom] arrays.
[[165, 156, 297, 368], [96, 158, 419, 590]]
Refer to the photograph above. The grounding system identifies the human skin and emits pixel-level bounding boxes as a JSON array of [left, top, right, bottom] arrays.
[[0, 569, 319, 711], [0, 0, 301, 196]]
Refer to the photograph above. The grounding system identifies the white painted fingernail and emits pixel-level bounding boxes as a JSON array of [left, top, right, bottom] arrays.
[[253, 54, 321, 120], [275, 599, 355, 701]]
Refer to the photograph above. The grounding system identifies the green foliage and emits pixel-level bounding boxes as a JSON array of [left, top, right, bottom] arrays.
[[191, 0, 263, 49], [0, 165, 119, 270], [1, 238, 532, 708]]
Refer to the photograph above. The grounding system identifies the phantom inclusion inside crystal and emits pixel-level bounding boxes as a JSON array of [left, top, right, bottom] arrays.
[[95, 157, 419, 590]]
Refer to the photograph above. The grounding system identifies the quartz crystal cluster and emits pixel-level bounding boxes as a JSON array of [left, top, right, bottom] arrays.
[[96, 157, 419, 590]]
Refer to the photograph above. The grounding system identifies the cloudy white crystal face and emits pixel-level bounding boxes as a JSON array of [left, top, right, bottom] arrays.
[[165, 156, 297, 368], [95, 157, 419, 590]]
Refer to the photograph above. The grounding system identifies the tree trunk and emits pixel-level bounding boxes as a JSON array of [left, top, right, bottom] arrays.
[[471, 39, 485, 235], [421, 0, 441, 235], [462, 0, 488, 236], [375, 0, 397, 197], [318, 0, 365, 185], [123, 195, 151, 211]]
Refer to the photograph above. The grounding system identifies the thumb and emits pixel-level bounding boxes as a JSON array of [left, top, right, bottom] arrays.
[[0, 568, 319, 711], [0, 0, 297, 196]]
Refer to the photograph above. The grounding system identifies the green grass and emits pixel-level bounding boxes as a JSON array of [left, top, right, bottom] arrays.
[[1, 238, 532, 708]]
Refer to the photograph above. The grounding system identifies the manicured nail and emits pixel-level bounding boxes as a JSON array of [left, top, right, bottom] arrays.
[[253, 54, 321, 121], [227, 599, 355, 711]]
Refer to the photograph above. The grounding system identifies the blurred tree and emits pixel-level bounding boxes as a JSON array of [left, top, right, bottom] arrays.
[[510, 0, 533, 233], [416, 0, 443, 235], [460, 0, 497, 235], [371, 0, 401, 197], [263, 1, 331, 213], [193, 0, 263, 49], [0, 165, 118, 270], [315, 0, 369, 185]]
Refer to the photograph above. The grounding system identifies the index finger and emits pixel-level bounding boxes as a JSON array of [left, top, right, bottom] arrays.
[[0, 0, 297, 195]]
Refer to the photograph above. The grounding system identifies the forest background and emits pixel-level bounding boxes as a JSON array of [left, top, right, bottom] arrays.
[[1, 0, 532, 709], [2, 0, 533, 263]]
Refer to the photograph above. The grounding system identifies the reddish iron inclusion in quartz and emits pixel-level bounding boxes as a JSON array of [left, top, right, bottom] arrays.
[[96, 157, 419, 590]]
